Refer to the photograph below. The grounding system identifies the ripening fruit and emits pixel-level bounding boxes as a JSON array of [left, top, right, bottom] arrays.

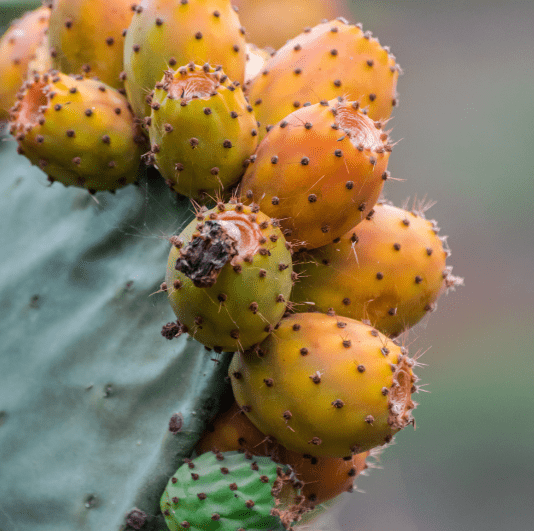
[[230, 313, 418, 457], [196, 402, 370, 506], [163, 201, 293, 352], [145, 64, 257, 201], [246, 18, 400, 139], [9, 71, 146, 192], [292, 201, 463, 337], [240, 97, 391, 250], [124, 0, 247, 118], [48, 0, 135, 89], [0, 6, 50, 121]]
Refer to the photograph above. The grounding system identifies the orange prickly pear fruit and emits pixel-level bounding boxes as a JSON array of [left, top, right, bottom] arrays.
[[163, 201, 293, 352], [0, 6, 50, 121], [232, 0, 350, 49], [230, 313, 418, 458], [9, 71, 146, 193], [196, 402, 370, 506], [292, 201, 464, 337], [48, 0, 135, 89], [239, 97, 391, 251], [124, 0, 247, 118], [246, 18, 400, 140], [145, 64, 257, 201]]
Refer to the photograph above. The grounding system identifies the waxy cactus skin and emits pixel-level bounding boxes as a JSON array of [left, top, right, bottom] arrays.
[[9, 72, 145, 192], [0, 7, 50, 121], [292, 201, 463, 337], [240, 98, 391, 250], [246, 18, 400, 139], [164, 202, 293, 352], [196, 402, 370, 506], [124, 0, 247, 118], [48, 0, 135, 89], [146, 64, 257, 201], [161, 450, 304, 530], [230, 313, 417, 458]]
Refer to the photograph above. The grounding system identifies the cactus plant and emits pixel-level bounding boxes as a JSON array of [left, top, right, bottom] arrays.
[[48, 0, 135, 89], [123, 0, 247, 119], [145, 63, 257, 201], [240, 97, 391, 250]]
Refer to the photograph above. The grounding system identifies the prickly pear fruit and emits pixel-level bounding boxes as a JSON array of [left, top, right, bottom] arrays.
[[246, 18, 400, 139], [230, 313, 418, 457], [163, 201, 293, 352], [161, 450, 306, 530], [240, 97, 391, 250], [0, 6, 50, 121], [292, 201, 464, 337], [145, 64, 257, 201], [233, 0, 350, 49], [196, 402, 370, 506], [48, 0, 135, 89], [124, 0, 247, 118], [245, 43, 271, 84], [9, 71, 145, 192]]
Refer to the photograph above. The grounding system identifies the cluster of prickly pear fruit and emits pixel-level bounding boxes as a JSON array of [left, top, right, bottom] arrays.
[[0, 1, 462, 529]]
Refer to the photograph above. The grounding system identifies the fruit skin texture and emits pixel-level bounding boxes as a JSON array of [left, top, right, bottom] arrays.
[[161, 450, 302, 531], [9, 71, 146, 192], [164, 202, 293, 352], [240, 98, 391, 251], [230, 313, 417, 458], [124, 0, 247, 118], [292, 201, 463, 337], [48, 0, 134, 89], [196, 402, 370, 506], [146, 64, 257, 201], [0, 7, 50, 121], [232, 0, 350, 49], [246, 18, 400, 139]]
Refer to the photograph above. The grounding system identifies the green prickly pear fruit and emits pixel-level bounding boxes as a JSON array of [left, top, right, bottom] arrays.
[[145, 64, 257, 201], [161, 450, 306, 531], [9, 71, 146, 193], [124, 0, 247, 118], [163, 201, 293, 352], [48, 0, 135, 89], [230, 312, 418, 458], [246, 18, 400, 139], [0, 6, 50, 121], [196, 402, 371, 507], [240, 97, 391, 251], [292, 201, 464, 337]]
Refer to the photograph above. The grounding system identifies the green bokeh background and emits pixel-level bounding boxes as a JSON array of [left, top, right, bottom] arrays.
[[1, 0, 533, 530]]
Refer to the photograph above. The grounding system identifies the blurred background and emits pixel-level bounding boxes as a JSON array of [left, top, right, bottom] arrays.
[[1, 0, 533, 530]]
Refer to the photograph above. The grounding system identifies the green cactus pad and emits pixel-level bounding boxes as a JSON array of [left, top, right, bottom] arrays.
[[161, 451, 296, 531]]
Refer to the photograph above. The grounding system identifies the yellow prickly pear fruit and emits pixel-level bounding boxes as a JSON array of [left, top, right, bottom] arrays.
[[292, 201, 463, 337], [48, 0, 135, 89], [163, 201, 293, 352], [240, 97, 391, 251], [145, 64, 257, 201], [0, 6, 50, 121], [124, 0, 247, 118], [9, 71, 146, 193], [246, 18, 400, 140], [230, 313, 418, 457]]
